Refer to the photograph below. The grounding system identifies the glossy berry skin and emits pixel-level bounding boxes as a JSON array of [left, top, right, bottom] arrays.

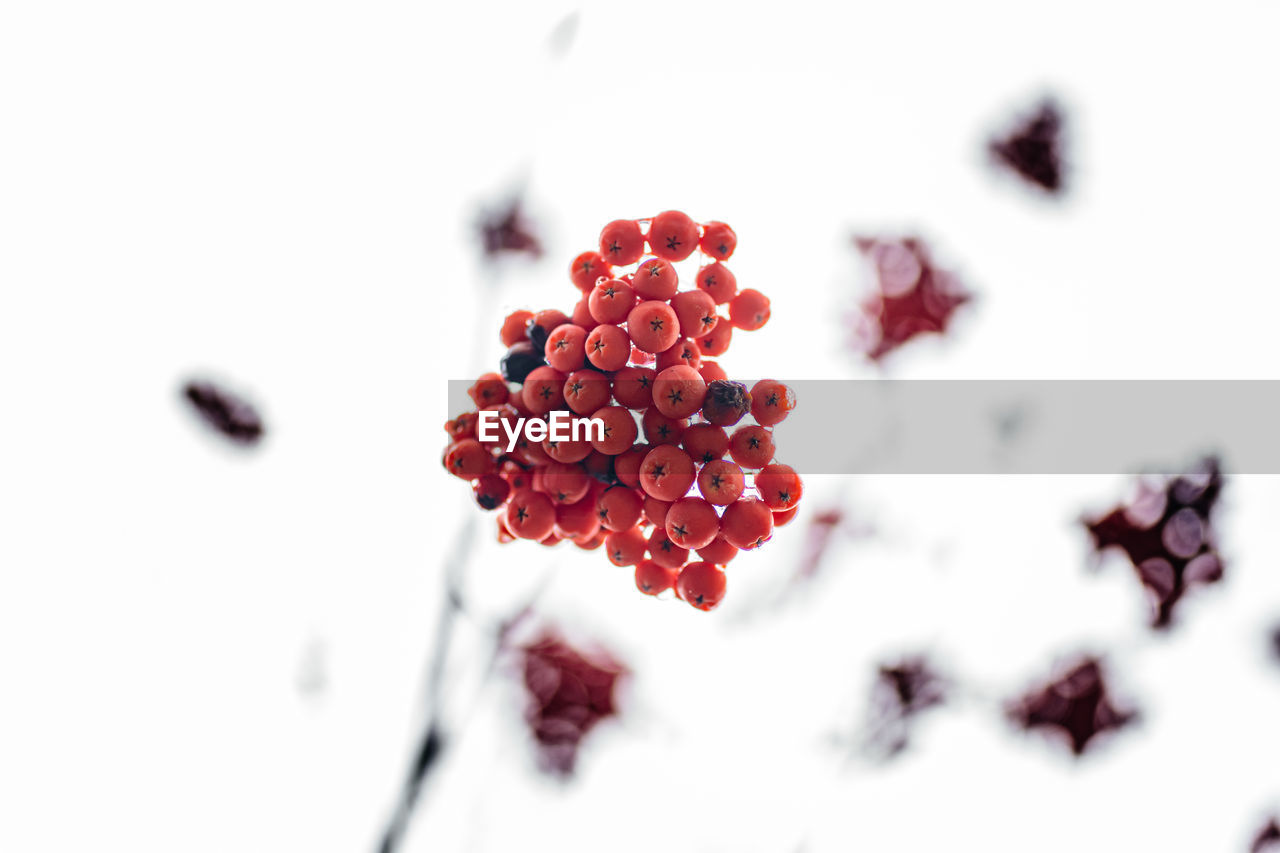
[[596, 486, 643, 531], [563, 370, 612, 415], [665, 497, 720, 550], [755, 463, 803, 510], [501, 310, 535, 346], [541, 461, 592, 504], [682, 422, 729, 465], [697, 459, 745, 505], [698, 221, 737, 260], [590, 405, 639, 455], [642, 495, 671, 528], [729, 425, 775, 469], [599, 219, 645, 266], [772, 506, 799, 526], [445, 438, 493, 480], [585, 323, 631, 371], [720, 498, 774, 550], [652, 365, 707, 419], [527, 309, 571, 351], [627, 300, 680, 354], [729, 288, 771, 330], [646, 528, 690, 570], [544, 324, 588, 372], [676, 562, 727, 611], [641, 407, 687, 446], [647, 210, 699, 262], [671, 289, 719, 340], [639, 444, 696, 502], [655, 339, 701, 372], [696, 536, 739, 566], [588, 280, 637, 325], [606, 526, 648, 566], [611, 366, 656, 410], [521, 366, 567, 415], [750, 380, 797, 427], [635, 560, 679, 596], [632, 258, 679, 300], [469, 374, 509, 410], [695, 262, 737, 304], [613, 444, 649, 488], [472, 473, 510, 509], [570, 251, 611, 292], [695, 319, 732, 357], [571, 296, 599, 331], [700, 379, 751, 427], [506, 489, 557, 540], [698, 361, 727, 383]]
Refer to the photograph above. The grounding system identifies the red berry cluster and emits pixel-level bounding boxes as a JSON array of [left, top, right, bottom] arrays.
[[443, 212, 801, 611]]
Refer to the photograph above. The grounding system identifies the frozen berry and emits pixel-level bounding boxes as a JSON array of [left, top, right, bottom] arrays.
[[635, 560, 679, 595], [597, 486, 644, 532], [599, 219, 645, 266], [699, 221, 736, 260], [671, 289, 719, 339], [545, 324, 588, 372], [506, 490, 556, 540], [647, 211, 699, 262], [646, 527, 690, 569], [729, 425, 774, 469], [590, 405, 639, 455], [697, 459, 745, 505], [696, 536, 739, 566], [606, 526, 648, 566], [501, 310, 535, 346], [721, 498, 774, 550], [563, 370, 612, 415], [445, 438, 493, 480], [633, 258, 679, 300], [641, 407, 687, 446], [521, 366, 567, 415], [652, 365, 707, 419], [665, 497, 720, 550], [750, 380, 796, 427], [695, 262, 737, 304], [639, 444, 696, 502], [588, 280, 637, 325], [676, 562, 727, 610], [682, 422, 729, 465], [729, 289, 770, 331], [612, 366, 657, 410], [570, 251, 611, 292], [627, 300, 680, 354], [695, 319, 732, 357], [755, 463, 802, 510], [585, 324, 631, 371]]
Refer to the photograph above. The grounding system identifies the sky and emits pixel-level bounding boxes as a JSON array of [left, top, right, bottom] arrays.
[[3, 1, 1280, 851]]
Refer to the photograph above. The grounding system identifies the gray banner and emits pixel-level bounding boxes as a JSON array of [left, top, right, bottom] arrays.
[[447, 380, 1280, 474]]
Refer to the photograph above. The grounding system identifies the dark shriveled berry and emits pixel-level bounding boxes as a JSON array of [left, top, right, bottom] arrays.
[[500, 341, 546, 384], [701, 380, 751, 427]]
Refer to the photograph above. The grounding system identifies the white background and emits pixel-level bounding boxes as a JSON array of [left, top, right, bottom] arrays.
[[4, 1, 1280, 851]]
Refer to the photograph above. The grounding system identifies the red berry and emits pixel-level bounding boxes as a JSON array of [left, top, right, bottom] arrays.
[[642, 495, 671, 527], [469, 373, 509, 408], [606, 526, 648, 566], [543, 434, 592, 464], [641, 407, 687, 446], [506, 489, 556, 540], [632, 257, 679, 300], [529, 309, 571, 346], [446, 411, 478, 441], [472, 473, 510, 510], [590, 405, 639, 455], [521, 366, 567, 415], [596, 486, 643, 532], [498, 459, 531, 491], [750, 380, 796, 427], [682, 422, 729, 465], [652, 365, 707, 419], [541, 461, 591, 504], [728, 425, 775, 469], [646, 527, 690, 569], [772, 506, 799, 526], [698, 221, 737, 260], [698, 361, 728, 383], [647, 211, 699, 262], [444, 438, 493, 480], [655, 338, 702, 372], [599, 219, 645, 266], [614, 444, 649, 488], [571, 296, 599, 331], [635, 560, 679, 596], [563, 370, 612, 415], [671, 289, 719, 340], [665, 497, 720, 550], [581, 450, 614, 483], [695, 262, 737, 304], [556, 495, 601, 540], [700, 379, 751, 427], [676, 562, 727, 611], [695, 319, 732, 357], [755, 463, 803, 510], [720, 498, 774, 550], [544, 324, 588, 372], [630, 346, 654, 365], [588, 279, 637, 325], [612, 366, 656, 410], [585, 323, 631, 371], [697, 459, 745, 505], [570, 251, 611, 292], [627, 300, 680, 354], [728, 288, 770, 331], [639, 444, 696, 502], [696, 535, 739, 566], [501, 310, 535, 347], [496, 514, 516, 544], [574, 528, 607, 550]]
